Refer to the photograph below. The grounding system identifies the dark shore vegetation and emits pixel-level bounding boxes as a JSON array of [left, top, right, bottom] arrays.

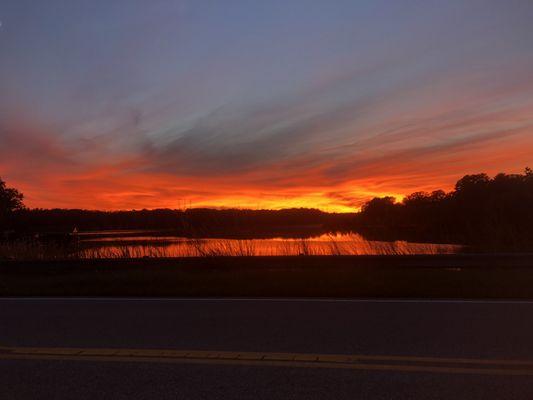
[[355, 168, 533, 252], [3, 255, 533, 298]]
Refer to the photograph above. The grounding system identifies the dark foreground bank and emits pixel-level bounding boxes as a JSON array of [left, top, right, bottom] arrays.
[[2, 254, 533, 298]]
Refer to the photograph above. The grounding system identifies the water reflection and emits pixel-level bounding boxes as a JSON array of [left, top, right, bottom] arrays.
[[78, 233, 462, 258]]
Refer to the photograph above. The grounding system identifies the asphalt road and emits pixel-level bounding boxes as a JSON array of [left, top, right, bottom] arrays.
[[1, 298, 533, 399]]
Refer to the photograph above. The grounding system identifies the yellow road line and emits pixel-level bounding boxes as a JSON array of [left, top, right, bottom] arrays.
[[1, 346, 533, 376], [3, 346, 533, 367]]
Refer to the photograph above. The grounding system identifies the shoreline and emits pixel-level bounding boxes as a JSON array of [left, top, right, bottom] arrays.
[[2, 254, 533, 298]]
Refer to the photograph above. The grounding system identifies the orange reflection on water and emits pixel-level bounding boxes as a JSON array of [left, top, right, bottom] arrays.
[[78, 233, 462, 258]]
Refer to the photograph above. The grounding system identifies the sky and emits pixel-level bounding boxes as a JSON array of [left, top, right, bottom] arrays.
[[1, 0, 533, 212]]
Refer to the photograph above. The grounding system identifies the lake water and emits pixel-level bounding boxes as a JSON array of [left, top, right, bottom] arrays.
[[76, 232, 462, 258]]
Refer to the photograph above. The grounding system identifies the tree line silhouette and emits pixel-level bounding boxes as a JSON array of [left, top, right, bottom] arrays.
[[1, 169, 533, 250], [6, 207, 342, 238], [353, 168, 533, 251], [0, 182, 343, 238]]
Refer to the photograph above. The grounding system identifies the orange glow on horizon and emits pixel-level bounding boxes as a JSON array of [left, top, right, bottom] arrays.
[[2, 109, 532, 213], [3, 132, 532, 213]]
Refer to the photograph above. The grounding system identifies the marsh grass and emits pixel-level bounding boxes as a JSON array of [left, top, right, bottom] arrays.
[[0, 239, 74, 261], [0, 234, 461, 261]]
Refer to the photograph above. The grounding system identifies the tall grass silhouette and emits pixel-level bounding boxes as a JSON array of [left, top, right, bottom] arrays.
[[0, 234, 461, 260]]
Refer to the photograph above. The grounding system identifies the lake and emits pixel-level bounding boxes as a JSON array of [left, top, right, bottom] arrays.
[[76, 231, 463, 258]]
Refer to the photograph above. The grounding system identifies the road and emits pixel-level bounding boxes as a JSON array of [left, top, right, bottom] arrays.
[[1, 298, 533, 399]]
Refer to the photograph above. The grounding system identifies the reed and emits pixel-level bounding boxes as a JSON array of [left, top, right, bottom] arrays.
[[0, 235, 461, 261], [0, 239, 73, 260]]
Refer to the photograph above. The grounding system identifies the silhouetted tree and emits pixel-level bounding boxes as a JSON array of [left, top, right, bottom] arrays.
[[356, 168, 533, 251], [0, 178, 25, 218], [358, 197, 401, 238], [361, 197, 398, 222]]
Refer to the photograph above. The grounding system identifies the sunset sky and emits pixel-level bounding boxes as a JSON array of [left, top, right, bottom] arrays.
[[1, 1, 533, 212]]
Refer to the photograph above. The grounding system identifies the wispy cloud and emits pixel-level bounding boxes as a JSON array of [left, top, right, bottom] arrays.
[[1, 0, 533, 211]]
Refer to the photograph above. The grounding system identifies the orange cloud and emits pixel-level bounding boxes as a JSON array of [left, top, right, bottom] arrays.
[[2, 76, 533, 212]]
